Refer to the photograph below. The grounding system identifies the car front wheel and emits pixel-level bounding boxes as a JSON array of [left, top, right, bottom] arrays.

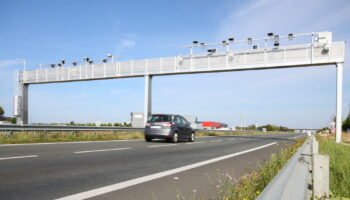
[[171, 133, 178, 143], [189, 133, 195, 142]]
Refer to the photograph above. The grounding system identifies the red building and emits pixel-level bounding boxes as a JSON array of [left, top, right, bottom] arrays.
[[202, 121, 223, 129]]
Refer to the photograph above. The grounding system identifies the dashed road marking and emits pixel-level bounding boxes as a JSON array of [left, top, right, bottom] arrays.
[[185, 141, 205, 144], [0, 155, 38, 160], [209, 140, 223, 143], [56, 142, 277, 200], [74, 148, 131, 154], [147, 144, 177, 148]]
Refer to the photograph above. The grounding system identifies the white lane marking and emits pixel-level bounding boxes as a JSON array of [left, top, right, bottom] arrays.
[[0, 139, 144, 147], [74, 148, 131, 154], [56, 142, 277, 200], [147, 144, 177, 148], [196, 136, 214, 138], [226, 138, 237, 141], [0, 155, 38, 160], [185, 141, 205, 144], [289, 136, 299, 139], [209, 140, 222, 143]]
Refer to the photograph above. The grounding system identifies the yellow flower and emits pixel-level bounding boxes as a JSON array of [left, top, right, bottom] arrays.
[[256, 190, 261, 194]]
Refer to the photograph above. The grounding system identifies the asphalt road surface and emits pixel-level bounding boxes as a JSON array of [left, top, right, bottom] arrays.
[[0, 133, 305, 200]]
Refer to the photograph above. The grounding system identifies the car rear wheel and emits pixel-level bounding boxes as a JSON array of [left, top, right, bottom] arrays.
[[171, 133, 178, 143], [189, 133, 195, 142], [145, 137, 152, 142]]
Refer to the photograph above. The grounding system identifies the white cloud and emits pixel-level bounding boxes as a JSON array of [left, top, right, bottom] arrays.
[[115, 34, 138, 56], [218, 0, 350, 39], [214, 0, 350, 128], [120, 39, 136, 48], [0, 60, 18, 68]]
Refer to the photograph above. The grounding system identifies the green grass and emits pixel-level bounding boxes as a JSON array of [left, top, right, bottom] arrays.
[[220, 139, 305, 200], [0, 130, 144, 144], [0, 130, 290, 144], [317, 135, 350, 199], [196, 130, 288, 137]]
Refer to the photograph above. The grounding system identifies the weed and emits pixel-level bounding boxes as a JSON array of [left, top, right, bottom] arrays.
[[317, 135, 350, 198], [0, 130, 144, 144], [220, 138, 305, 200]]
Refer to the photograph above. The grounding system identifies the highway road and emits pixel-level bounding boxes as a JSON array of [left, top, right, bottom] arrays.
[[0, 133, 305, 200]]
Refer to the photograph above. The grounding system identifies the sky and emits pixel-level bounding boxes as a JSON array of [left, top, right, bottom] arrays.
[[0, 0, 350, 128]]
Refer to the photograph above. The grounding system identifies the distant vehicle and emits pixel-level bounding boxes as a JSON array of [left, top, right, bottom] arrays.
[[145, 114, 195, 143]]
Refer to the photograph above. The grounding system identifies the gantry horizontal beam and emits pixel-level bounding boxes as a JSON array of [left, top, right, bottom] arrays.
[[19, 42, 345, 84]]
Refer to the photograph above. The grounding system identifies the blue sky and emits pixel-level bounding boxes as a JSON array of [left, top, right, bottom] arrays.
[[0, 0, 350, 128]]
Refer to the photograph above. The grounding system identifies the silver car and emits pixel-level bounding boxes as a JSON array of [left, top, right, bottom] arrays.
[[144, 114, 195, 143]]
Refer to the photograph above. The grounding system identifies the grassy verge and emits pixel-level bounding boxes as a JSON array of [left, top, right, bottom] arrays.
[[0, 130, 288, 144], [195, 130, 288, 137], [317, 133, 350, 199], [0, 130, 144, 144], [0, 130, 290, 144], [220, 138, 305, 200]]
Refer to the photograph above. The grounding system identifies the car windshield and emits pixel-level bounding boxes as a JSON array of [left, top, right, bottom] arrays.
[[148, 115, 171, 122]]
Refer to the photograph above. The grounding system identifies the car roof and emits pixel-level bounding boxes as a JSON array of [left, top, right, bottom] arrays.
[[151, 114, 177, 116]]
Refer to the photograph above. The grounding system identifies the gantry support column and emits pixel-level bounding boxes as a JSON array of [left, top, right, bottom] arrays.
[[335, 63, 343, 143], [144, 75, 152, 125], [16, 83, 29, 125]]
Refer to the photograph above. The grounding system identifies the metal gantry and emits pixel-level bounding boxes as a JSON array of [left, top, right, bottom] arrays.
[[13, 31, 345, 142]]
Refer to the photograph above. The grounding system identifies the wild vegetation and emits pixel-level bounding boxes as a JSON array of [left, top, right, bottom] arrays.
[[196, 130, 288, 137], [317, 131, 350, 199], [219, 138, 305, 200], [0, 106, 16, 124], [235, 124, 290, 131], [0, 129, 290, 144], [0, 130, 144, 144]]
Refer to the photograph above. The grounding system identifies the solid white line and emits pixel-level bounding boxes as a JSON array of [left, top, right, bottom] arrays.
[[0, 139, 144, 147], [289, 136, 298, 139], [74, 148, 131, 154], [0, 155, 38, 160], [226, 138, 237, 141], [209, 140, 222, 142], [185, 141, 205, 144], [56, 142, 277, 200], [147, 144, 177, 148]]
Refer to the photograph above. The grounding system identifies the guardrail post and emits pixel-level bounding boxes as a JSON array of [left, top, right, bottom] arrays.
[[313, 154, 329, 199]]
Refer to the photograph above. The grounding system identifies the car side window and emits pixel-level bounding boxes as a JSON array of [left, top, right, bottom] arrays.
[[180, 117, 189, 126], [174, 116, 182, 124]]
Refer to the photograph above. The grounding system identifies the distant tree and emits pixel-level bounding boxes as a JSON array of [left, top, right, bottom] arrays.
[[342, 114, 350, 131], [10, 118, 17, 124], [69, 121, 75, 125], [0, 106, 4, 117], [247, 124, 257, 130]]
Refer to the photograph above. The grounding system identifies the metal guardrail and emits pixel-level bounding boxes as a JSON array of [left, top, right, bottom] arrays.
[[0, 125, 297, 133], [0, 125, 282, 133], [0, 124, 144, 131], [257, 137, 312, 200]]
